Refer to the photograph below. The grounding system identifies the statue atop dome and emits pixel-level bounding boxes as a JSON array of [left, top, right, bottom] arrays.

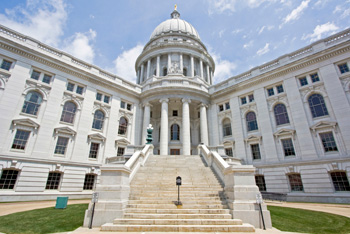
[[175, 4, 177, 11]]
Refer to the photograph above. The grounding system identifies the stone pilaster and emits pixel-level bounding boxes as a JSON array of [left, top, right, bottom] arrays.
[[140, 64, 144, 83], [182, 98, 191, 155], [147, 59, 151, 79], [191, 55, 194, 77], [206, 64, 210, 83], [180, 53, 183, 72], [168, 54, 171, 72], [199, 103, 209, 145], [200, 60, 204, 79], [156, 56, 160, 77], [160, 98, 169, 155]]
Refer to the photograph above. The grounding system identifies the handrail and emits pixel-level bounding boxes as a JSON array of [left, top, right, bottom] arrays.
[[124, 144, 153, 181]]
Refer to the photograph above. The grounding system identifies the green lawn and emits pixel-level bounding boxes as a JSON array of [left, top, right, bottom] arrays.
[[268, 205, 350, 234], [0, 204, 88, 234]]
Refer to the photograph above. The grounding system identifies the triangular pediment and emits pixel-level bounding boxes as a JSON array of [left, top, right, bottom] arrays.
[[310, 121, 337, 130], [12, 118, 40, 129], [274, 128, 296, 137], [115, 137, 130, 145], [245, 134, 261, 142], [223, 140, 235, 146], [54, 126, 76, 136], [88, 133, 106, 141]]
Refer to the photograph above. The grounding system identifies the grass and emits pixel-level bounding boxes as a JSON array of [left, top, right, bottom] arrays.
[[0, 203, 88, 234], [268, 205, 350, 234]]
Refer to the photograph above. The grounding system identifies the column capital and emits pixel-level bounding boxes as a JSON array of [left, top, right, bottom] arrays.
[[143, 102, 153, 108], [198, 103, 208, 109], [182, 98, 191, 104], [159, 98, 169, 104]]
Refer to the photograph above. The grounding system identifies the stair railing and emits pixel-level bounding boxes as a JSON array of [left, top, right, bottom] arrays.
[[125, 144, 153, 181]]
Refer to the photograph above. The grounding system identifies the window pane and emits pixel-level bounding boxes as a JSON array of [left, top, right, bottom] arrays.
[[0, 169, 19, 189], [223, 123, 232, 137], [92, 110, 105, 130], [42, 74, 52, 84], [338, 63, 349, 74], [12, 130, 30, 150], [251, 144, 261, 160], [118, 117, 128, 135], [104, 95, 110, 104], [83, 174, 96, 190], [54, 137, 69, 155], [255, 175, 266, 191], [219, 105, 224, 112], [241, 97, 247, 105], [274, 104, 290, 126], [288, 174, 304, 192], [249, 94, 254, 102], [246, 112, 258, 131], [117, 147, 125, 156], [225, 148, 233, 156], [171, 124, 180, 140], [225, 102, 230, 110], [45, 172, 61, 190], [127, 104, 132, 111], [89, 143, 99, 159], [308, 94, 328, 118], [76, 86, 84, 95], [281, 138, 295, 156], [310, 73, 320, 83], [31, 70, 40, 80], [319, 132, 338, 152], [299, 77, 308, 86], [267, 88, 274, 96], [22, 91, 43, 115], [60, 102, 77, 123], [96, 93, 102, 101], [330, 172, 350, 191], [276, 85, 284, 93], [120, 101, 125, 109], [67, 82, 74, 91], [1, 60, 12, 71]]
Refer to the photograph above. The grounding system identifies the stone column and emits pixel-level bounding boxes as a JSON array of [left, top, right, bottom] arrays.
[[156, 56, 160, 77], [182, 98, 191, 155], [168, 54, 171, 72], [140, 64, 144, 83], [180, 53, 183, 72], [147, 59, 151, 79], [136, 68, 140, 84], [200, 60, 204, 79], [160, 99, 169, 155], [211, 70, 214, 84], [206, 64, 210, 83], [191, 55, 194, 77], [199, 104, 209, 145], [141, 102, 152, 145]]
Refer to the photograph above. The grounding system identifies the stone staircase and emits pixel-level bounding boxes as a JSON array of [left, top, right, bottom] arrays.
[[101, 155, 255, 232]]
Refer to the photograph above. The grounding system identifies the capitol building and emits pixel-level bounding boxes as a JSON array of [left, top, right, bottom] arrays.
[[0, 7, 349, 208]]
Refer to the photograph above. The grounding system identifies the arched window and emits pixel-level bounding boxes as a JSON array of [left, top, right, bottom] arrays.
[[171, 124, 180, 140], [308, 94, 329, 118], [222, 118, 232, 137], [22, 91, 43, 116], [60, 101, 77, 124], [274, 103, 290, 126], [183, 68, 187, 76], [246, 112, 258, 131], [92, 110, 105, 130], [163, 67, 167, 76], [118, 117, 128, 135]]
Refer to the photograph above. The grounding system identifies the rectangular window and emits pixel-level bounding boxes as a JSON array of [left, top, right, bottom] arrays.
[[299, 77, 308, 86], [276, 85, 284, 93], [1, 60, 12, 71], [67, 82, 74, 91], [225, 148, 233, 156], [42, 74, 52, 84], [12, 130, 30, 150], [267, 88, 274, 96], [76, 86, 84, 95], [330, 171, 350, 192], [249, 94, 254, 102], [127, 103, 132, 111], [288, 174, 304, 192], [83, 174, 96, 190], [251, 144, 261, 160], [31, 70, 41, 80], [173, 110, 178, 116], [117, 147, 125, 156], [120, 101, 125, 109], [310, 73, 320, 83], [255, 175, 266, 191], [223, 124, 232, 137], [96, 93, 102, 101], [0, 169, 19, 189], [338, 63, 349, 74], [219, 105, 224, 112], [225, 102, 230, 110], [281, 138, 295, 157], [45, 172, 61, 190], [319, 132, 338, 152], [89, 143, 100, 159], [241, 97, 247, 105], [54, 137, 69, 155], [104, 95, 110, 104]]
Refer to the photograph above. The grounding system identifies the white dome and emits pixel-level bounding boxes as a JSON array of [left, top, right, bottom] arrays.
[[150, 11, 200, 40]]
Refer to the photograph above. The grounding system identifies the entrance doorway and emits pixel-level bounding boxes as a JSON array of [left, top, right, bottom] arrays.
[[170, 149, 180, 155]]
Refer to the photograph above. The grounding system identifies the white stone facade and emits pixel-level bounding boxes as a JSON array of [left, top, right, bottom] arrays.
[[0, 10, 350, 203]]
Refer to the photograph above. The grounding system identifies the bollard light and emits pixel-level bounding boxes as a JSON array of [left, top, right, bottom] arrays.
[[176, 176, 182, 186], [176, 176, 182, 206]]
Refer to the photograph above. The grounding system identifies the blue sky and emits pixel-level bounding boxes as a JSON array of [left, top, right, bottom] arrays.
[[0, 0, 349, 84]]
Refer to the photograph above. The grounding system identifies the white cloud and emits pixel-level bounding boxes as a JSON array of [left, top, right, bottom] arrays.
[[258, 25, 274, 34], [280, 0, 310, 27], [209, 50, 237, 84], [243, 40, 254, 49], [302, 22, 339, 42], [256, 43, 270, 56], [207, 0, 275, 14], [62, 29, 97, 63], [231, 29, 243, 34], [113, 44, 144, 83], [0, 0, 67, 47]]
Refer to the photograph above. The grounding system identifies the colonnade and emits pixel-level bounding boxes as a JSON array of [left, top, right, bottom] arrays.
[[141, 99, 209, 155], [137, 53, 214, 84]]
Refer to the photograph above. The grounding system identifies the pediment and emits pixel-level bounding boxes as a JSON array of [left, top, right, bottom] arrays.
[[310, 121, 337, 130], [115, 137, 130, 145], [12, 118, 40, 129], [223, 140, 235, 146], [88, 133, 106, 141], [274, 128, 296, 137], [54, 126, 76, 136], [245, 134, 261, 142]]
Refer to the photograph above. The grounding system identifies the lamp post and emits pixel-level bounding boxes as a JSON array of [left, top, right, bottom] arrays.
[[176, 176, 182, 206], [146, 124, 153, 144]]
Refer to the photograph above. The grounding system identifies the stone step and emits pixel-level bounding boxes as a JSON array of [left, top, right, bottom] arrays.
[[130, 196, 224, 201], [128, 200, 226, 205], [113, 218, 243, 225], [124, 208, 230, 214], [101, 223, 255, 232], [123, 213, 233, 219], [126, 204, 228, 209], [130, 191, 223, 196], [130, 185, 223, 189]]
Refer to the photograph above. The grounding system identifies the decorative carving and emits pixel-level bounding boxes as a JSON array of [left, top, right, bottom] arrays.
[[168, 62, 182, 74], [240, 103, 257, 118]]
